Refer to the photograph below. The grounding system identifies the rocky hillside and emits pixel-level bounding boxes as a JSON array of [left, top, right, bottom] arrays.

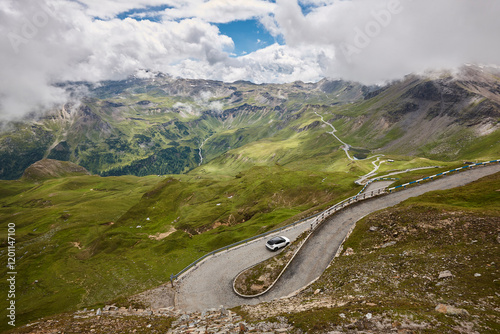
[[237, 172, 500, 333], [0, 65, 498, 179]]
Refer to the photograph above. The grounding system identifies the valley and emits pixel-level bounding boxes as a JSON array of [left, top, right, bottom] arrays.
[[1, 66, 499, 181]]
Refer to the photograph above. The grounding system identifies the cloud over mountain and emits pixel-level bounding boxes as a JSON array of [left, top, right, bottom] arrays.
[[273, 0, 500, 83], [1, 0, 499, 120]]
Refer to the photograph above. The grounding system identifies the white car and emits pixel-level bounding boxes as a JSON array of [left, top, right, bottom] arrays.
[[265, 236, 290, 251]]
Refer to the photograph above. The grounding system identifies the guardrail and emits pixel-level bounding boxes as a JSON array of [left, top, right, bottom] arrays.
[[387, 160, 500, 192], [357, 177, 399, 195], [173, 159, 500, 281], [174, 186, 388, 281], [232, 185, 388, 298], [173, 210, 324, 280]]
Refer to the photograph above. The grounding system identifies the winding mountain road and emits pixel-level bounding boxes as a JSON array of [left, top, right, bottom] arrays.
[[315, 111, 354, 161], [151, 164, 500, 312], [314, 111, 393, 184]]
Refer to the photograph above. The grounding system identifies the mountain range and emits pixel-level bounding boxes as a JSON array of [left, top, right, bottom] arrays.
[[1, 64, 498, 180]]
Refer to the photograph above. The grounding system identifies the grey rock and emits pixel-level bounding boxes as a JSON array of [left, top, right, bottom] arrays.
[[381, 241, 396, 248], [438, 270, 453, 279], [353, 318, 374, 330], [369, 226, 378, 232], [96, 308, 102, 316]]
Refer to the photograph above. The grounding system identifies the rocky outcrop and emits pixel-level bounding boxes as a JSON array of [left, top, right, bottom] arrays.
[[19, 305, 292, 334]]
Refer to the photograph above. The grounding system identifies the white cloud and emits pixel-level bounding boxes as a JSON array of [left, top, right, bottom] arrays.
[[0, 0, 234, 120], [167, 43, 331, 84], [298, 0, 335, 6], [259, 14, 280, 37], [1, 0, 500, 120], [74, 0, 173, 19], [272, 0, 500, 84], [65, 17, 234, 81], [161, 0, 275, 24]]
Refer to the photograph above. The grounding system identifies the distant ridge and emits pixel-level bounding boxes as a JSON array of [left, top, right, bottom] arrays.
[[22, 159, 90, 181], [0, 65, 498, 179]]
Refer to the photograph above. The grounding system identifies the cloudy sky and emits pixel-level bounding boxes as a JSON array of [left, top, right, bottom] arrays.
[[1, 0, 499, 119]]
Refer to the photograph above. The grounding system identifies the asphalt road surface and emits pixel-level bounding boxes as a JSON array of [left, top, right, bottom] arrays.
[[172, 164, 500, 312]]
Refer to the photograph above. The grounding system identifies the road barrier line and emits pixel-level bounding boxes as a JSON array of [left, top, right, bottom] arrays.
[[387, 160, 500, 193]]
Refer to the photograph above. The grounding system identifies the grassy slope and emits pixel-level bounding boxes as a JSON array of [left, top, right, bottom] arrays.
[[0, 165, 362, 331], [0, 175, 161, 330], [0, 153, 497, 332], [254, 172, 500, 333]]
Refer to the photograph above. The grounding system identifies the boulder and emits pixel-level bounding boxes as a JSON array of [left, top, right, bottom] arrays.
[[381, 241, 396, 248], [435, 304, 469, 317], [438, 270, 453, 279]]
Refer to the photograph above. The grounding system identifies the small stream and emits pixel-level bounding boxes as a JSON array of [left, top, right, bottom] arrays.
[[198, 136, 211, 166]]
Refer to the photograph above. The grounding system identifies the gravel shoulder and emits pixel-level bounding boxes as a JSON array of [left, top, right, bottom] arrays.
[[144, 164, 500, 312]]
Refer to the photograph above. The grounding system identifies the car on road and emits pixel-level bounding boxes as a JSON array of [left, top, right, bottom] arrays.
[[266, 236, 290, 251]]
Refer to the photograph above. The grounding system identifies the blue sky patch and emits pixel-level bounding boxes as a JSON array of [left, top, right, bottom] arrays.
[[217, 19, 281, 56], [298, 2, 317, 16], [117, 4, 172, 22]]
